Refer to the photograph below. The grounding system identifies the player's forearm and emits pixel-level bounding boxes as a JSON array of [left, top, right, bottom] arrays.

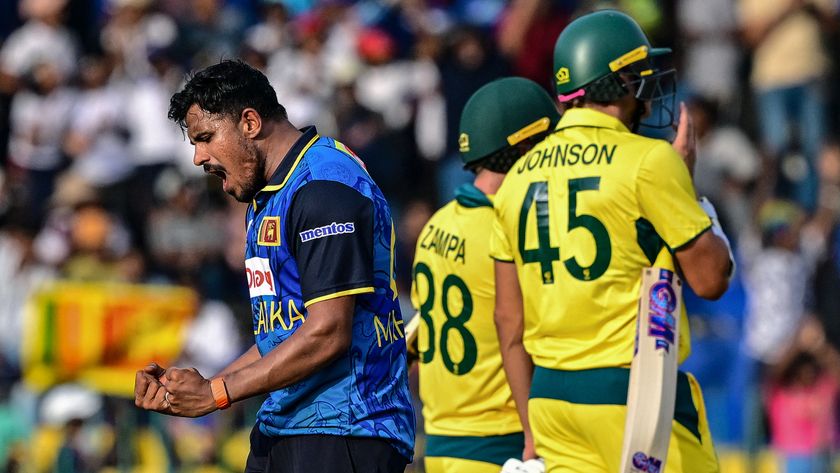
[[214, 344, 261, 378], [493, 261, 533, 434], [221, 297, 354, 403], [499, 334, 535, 438], [222, 327, 349, 402], [676, 231, 731, 299], [495, 309, 534, 437]]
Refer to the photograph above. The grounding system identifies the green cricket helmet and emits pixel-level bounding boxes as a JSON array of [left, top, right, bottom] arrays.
[[458, 77, 560, 172], [553, 9, 676, 128]]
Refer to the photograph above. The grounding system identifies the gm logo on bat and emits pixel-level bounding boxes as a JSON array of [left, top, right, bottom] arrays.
[[647, 270, 677, 352], [632, 451, 662, 473]]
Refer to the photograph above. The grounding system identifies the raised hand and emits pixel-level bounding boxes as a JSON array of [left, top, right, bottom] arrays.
[[671, 101, 697, 178]]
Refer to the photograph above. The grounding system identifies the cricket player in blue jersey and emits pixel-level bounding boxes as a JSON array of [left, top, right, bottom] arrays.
[[134, 60, 415, 473]]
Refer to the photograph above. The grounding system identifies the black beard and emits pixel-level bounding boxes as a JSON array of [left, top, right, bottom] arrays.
[[231, 140, 267, 202]]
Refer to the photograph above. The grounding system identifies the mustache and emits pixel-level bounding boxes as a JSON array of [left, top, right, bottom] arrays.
[[203, 165, 225, 174]]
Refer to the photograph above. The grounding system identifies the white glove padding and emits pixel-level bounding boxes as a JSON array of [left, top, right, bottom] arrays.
[[698, 196, 736, 280], [501, 458, 545, 473], [501, 459, 525, 473], [522, 459, 546, 473]]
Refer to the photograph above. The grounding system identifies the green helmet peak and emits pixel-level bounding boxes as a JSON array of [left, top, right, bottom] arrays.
[[551, 10, 676, 128], [458, 77, 560, 171], [553, 10, 668, 96]]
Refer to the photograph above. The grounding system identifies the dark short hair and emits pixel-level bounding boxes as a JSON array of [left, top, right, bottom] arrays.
[[168, 59, 287, 129], [465, 133, 549, 174]]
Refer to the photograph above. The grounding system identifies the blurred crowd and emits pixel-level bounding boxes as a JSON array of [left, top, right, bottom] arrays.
[[0, 0, 840, 471]]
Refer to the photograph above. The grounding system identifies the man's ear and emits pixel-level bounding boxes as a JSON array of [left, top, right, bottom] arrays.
[[240, 108, 262, 138]]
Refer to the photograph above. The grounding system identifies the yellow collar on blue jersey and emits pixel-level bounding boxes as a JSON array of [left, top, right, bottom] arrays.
[[261, 126, 320, 193], [554, 107, 631, 133]]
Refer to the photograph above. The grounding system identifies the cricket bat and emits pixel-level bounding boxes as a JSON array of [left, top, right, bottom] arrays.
[[619, 267, 681, 473]]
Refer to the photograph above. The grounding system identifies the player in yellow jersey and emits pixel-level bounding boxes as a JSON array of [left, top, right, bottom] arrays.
[[410, 77, 560, 473], [489, 10, 735, 473]]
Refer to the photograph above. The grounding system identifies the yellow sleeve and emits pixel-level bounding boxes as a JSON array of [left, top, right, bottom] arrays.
[[489, 205, 515, 262], [636, 142, 711, 250]]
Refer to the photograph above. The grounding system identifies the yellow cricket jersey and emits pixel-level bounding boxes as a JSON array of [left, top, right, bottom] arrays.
[[411, 183, 522, 437], [489, 108, 712, 371]]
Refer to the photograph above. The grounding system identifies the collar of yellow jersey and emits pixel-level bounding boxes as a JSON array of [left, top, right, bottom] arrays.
[[554, 108, 630, 133], [454, 183, 493, 209]]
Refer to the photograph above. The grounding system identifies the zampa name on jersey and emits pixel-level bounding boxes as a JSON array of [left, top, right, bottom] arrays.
[[246, 257, 276, 298], [418, 224, 466, 264], [299, 221, 355, 243]]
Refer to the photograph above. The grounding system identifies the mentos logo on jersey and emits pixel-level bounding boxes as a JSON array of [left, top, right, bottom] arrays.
[[647, 269, 677, 353], [245, 257, 276, 298], [299, 222, 355, 243], [632, 452, 662, 473]]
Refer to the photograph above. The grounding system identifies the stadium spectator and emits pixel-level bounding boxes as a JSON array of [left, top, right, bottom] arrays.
[[63, 55, 134, 217], [99, 0, 178, 80], [766, 317, 840, 473], [123, 49, 187, 252], [687, 96, 761, 240], [265, 10, 337, 133], [676, 0, 741, 106], [243, 1, 292, 57], [437, 26, 507, 204], [6, 59, 75, 219], [741, 200, 823, 368], [813, 141, 840, 356], [738, 0, 836, 210], [0, 206, 55, 370], [0, 0, 77, 94], [146, 173, 227, 281], [496, 0, 572, 89], [171, 0, 246, 69]]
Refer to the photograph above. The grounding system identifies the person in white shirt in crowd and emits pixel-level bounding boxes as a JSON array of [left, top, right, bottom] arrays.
[[265, 12, 339, 135], [736, 198, 830, 464], [123, 49, 187, 253], [0, 207, 56, 372], [677, 0, 741, 107], [244, 1, 294, 66], [7, 60, 76, 219], [63, 55, 135, 218], [99, 0, 178, 81], [0, 0, 78, 94]]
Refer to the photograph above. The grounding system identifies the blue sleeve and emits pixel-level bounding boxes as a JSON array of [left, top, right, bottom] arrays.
[[286, 180, 375, 305]]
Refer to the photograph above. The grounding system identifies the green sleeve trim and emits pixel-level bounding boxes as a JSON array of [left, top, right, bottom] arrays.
[[671, 223, 713, 252], [635, 217, 665, 265], [491, 257, 515, 263]]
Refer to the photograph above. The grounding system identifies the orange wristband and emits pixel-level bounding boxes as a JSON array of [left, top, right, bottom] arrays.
[[210, 377, 230, 410]]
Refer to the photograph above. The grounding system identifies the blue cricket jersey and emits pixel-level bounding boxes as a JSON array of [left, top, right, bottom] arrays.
[[244, 126, 415, 459]]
